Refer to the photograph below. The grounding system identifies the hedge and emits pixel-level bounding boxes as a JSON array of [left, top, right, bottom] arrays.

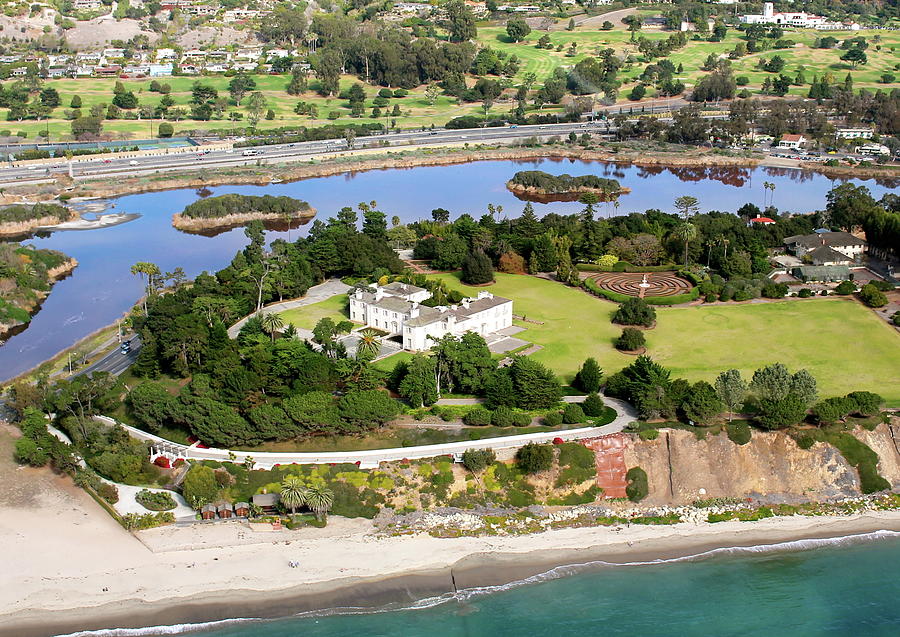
[[612, 262, 679, 273], [583, 278, 700, 305]]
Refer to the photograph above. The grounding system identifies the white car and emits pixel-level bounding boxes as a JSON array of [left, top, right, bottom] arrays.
[[129, 160, 138, 166]]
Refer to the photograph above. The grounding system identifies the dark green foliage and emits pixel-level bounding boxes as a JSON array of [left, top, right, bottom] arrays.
[[581, 393, 605, 417], [615, 327, 646, 351], [574, 357, 602, 393], [834, 280, 857, 295], [463, 406, 492, 426], [136, 489, 177, 511], [812, 396, 855, 425], [639, 428, 659, 441], [14, 437, 49, 466], [126, 382, 176, 433], [562, 403, 586, 424], [509, 171, 621, 195], [181, 194, 311, 220], [543, 411, 563, 426], [756, 394, 808, 430], [0, 202, 70, 225], [625, 466, 649, 502], [182, 465, 219, 508], [515, 442, 553, 474], [491, 405, 516, 427], [726, 422, 752, 445], [613, 297, 656, 327], [556, 442, 596, 486], [846, 391, 883, 417], [461, 250, 494, 284], [397, 354, 438, 407], [681, 381, 723, 425], [484, 369, 516, 409], [337, 390, 400, 431], [508, 356, 562, 409], [858, 283, 888, 308], [158, 122, 174, 137], [462, 448, 496, 473]]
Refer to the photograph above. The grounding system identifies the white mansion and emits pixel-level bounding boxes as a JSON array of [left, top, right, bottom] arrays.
[[348, 282, 513, 351]]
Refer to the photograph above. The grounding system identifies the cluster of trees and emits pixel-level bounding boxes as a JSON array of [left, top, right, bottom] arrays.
[[508, 171, 622, 195], [389, 333, 562, 411], [180, 194, 311, 220], [119, 208, 406, 447], [606, 356, 883, 431], [0, 242, 71, 325], [0, 202, 69, 225]]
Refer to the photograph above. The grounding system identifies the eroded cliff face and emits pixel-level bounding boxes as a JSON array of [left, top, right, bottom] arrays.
[[620, 425, 900, 505], [853, 422, 900, 490]]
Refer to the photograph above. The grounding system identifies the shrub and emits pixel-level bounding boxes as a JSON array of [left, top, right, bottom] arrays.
[[613, 297, 656, 327], [639, 428, 659, 441], [97, 482, 119, 504], [834, 280, 857, 295], [393, 88, 408, 97], [562, 403, 586, 424], [574, 357, 603, 393], [462, 448, 496, 473], [761, 282, 788, 298], [461, 250, 494, 285], [615, 327, 646, 352], [463, 406, 493, 426], [736, 75, 750, 86], [543, 411, 563, 426], [846, 391, 883, 416], [182, 465, 219, 508], [157, 122, 174, 137], [515, 443, 553, 474], [812, 396, 854, 425], [726, 422, 752, 445], [582, 393, 605, 417], [512, 411, 532, 427], [625, 466, 649, 502], [136, 489, 177, 511], [858, 283, 888, 308], [798, 288, 813, 298], [491, 405, 516, 427]]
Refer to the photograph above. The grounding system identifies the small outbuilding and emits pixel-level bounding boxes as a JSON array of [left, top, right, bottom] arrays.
[[234, 502, 250, 517], [217, 503, 234, 519], [252, 492, 280, 513], [791, 265, 851, 282], [200, 503, 217, 520]]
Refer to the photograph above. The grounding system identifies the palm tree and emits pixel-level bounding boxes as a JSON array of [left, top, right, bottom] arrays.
[[356, 327, 381, 360], [261, 312, 284, 342], [280, 476, 308, 521], [672, 222, 698, 267], [304, 484, 334, 523]]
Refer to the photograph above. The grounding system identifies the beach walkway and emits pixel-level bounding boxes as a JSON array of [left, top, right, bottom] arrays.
[[104, 396, 638, 470]]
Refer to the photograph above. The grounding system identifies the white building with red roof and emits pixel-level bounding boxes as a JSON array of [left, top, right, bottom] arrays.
[[741, 3, 859, 30]]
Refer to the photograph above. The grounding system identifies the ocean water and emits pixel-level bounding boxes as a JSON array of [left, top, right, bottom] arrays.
[[65, 531, 900, 637]]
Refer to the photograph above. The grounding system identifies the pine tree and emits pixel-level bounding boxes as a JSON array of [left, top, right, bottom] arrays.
[[574, 357, 602, 393], [461, 250, 494, 285], [131, 331, 160, 379]]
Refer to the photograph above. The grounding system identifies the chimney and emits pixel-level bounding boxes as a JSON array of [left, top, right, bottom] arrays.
[[462, 299, 470, 309], [410, 303, 419, 318], [374, 286, 384, 301]]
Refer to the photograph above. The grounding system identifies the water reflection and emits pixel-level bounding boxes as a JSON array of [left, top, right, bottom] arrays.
[[0, 158, 892, 381]]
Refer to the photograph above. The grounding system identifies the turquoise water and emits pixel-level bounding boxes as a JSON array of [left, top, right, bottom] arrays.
[[74, 532, 900, 637]]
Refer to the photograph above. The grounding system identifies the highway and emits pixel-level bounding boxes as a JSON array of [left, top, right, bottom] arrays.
[[74, 336, 142, 378], [0, 101, 706, 186]]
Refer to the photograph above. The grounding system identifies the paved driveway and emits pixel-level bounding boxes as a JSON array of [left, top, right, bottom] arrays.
[[228, 278, 350, 338]]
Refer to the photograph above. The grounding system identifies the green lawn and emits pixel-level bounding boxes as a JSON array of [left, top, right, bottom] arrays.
[[277, 295, 349, 330], [648, 298, 900, 406], [432, 273, 900, 405]]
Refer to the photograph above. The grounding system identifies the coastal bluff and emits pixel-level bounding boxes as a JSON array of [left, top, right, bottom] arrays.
[[623, 423, 900, 505]]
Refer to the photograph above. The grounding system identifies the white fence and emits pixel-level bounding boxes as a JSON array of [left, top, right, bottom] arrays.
[[98, 402, 633, 469]]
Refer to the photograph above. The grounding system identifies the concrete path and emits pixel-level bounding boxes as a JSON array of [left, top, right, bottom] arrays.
[[227, 278, 350, 338], [109, 394, 639, 470]]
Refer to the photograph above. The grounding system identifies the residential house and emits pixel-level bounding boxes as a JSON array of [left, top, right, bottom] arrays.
[[204, 63, 228, 73], [149, 63, 174, 77], [94, 65, 121, 77], [155, 48, 178, 61], [182, 49, 207, 60], [784, 232, 867, 261], [777, 134, 807, 149], [749, 216, 777, 226], [72, 0, 103, 9], [348, 282, 514, 352], [858, 144, 890, 156], [179, 64, 200, 75]]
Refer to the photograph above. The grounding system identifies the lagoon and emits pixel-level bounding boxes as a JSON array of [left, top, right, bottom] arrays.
[[0, 159, 892, 382]]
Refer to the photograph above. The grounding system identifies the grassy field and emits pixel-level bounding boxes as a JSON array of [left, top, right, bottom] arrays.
[[432, 273, 900, 405], [277, 294, 349, 331], [4, 20, 896, 140]]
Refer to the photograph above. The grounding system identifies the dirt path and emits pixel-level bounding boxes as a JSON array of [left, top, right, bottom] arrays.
[[557, 7, 637, 30]]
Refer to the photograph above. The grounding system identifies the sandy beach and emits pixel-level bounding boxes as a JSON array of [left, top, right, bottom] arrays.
[[2, 425, 899, 637]]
